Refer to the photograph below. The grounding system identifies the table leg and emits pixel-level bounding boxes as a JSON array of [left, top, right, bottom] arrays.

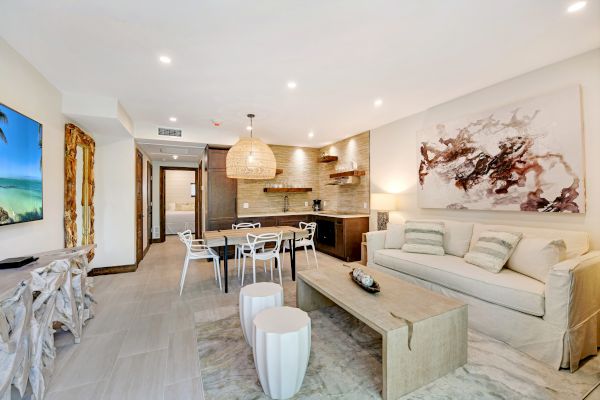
[[223, 237, 229, 293], [291, 232, 296, 281]]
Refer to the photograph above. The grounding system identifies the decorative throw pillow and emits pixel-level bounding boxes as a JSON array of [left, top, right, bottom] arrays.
[[441, 221, 474, 257], [384, 223, 405, 249], [465, 230, 523, 273], [401, 220, 445, 256], [175, 202, 194, 211], [507, 238, 566, 283]]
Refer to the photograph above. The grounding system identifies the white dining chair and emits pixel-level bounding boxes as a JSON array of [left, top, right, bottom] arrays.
[[232, 222, 264, 279], [283, 222, 318, 268], [177, 230, 221, 295], [240, 232, 283, 286]]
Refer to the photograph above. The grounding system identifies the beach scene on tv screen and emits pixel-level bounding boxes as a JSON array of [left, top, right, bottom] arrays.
[[0, 103, 43, 225]]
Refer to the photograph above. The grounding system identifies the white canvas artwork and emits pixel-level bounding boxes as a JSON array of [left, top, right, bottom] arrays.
[[418, 86, 585, 213]]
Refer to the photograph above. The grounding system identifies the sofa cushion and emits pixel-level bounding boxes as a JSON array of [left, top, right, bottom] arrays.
[[384, 223, 405, 249], [402, 220, 445, 256], [507, 238, 567, 283], [439, 220, 474, 257], [470, 223, 589, 260], [465, 230, 523, 273], [411, 219, 474, 257], [374, 249, 545, 316]]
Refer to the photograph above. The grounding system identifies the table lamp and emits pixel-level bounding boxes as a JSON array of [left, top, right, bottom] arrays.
[[370, 193, 398, 231]]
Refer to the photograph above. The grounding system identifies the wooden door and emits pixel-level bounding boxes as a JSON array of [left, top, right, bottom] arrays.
[[147, 161, 153, 248], [136, 149, 143, 264]]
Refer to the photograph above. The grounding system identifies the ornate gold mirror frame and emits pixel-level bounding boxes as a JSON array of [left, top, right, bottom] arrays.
[[64, 123, 95, 260]]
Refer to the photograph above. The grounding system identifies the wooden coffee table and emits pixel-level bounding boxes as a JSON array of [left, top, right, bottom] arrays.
[[297, 264, 467, 399]]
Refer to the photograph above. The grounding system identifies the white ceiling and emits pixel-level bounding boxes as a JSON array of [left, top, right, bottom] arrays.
[[136, 139, 206, 162], [1, 0, 599, 147]]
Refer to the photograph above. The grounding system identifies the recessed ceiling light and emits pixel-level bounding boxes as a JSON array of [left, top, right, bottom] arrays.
[[169, 117, 177, 122], [567, 1, 587, 12], [287, 81, 297, 89], [374, 98, 383, 107], [172, 155, 178, 160], [159, 55, 172, 64], [246, 125, 253, 131], [308, 131, 314, 138]]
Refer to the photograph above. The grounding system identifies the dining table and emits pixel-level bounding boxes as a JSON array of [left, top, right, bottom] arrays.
[[203, 226, 308, 293]]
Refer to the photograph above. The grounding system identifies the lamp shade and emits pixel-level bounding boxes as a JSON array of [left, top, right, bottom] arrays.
[[226, 137, 276, 179], [370, 193, 398, 211]]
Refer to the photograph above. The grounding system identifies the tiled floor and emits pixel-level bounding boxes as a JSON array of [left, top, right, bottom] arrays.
[[43, 237, 600, 399], [45, 236, 323, 400]]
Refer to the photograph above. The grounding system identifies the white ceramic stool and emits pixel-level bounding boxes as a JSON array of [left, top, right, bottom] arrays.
[[239, 282, 283, 346], [253, 306, 311, 400]]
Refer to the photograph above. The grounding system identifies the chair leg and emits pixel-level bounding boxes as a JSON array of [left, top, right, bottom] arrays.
[[215, 258, 222, 291], [241, 255, 246, 286], [179, 255, 190, 296], [276, 255, 283, 285], [252, 257, 256, 284], [312, 244, 319, 269], [270, 258, 274, 281], [236, 247, 241, 279], [304, 244, 310, 266], [264, 260, 267, 274]]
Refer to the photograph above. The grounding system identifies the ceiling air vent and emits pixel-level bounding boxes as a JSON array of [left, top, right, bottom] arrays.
[[158, 127, 182, 137]]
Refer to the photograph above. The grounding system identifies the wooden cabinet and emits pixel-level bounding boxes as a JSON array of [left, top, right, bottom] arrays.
[[315, 216, 368, 262], [206, 147, 237, 231]]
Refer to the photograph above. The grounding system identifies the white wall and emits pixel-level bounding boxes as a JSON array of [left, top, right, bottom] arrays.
[[0, 38, 66, 258], [91, 137, 136, 268], [370, 49, 600, 248], [151, 161, 199, 239], [165, 170, 196, 207]]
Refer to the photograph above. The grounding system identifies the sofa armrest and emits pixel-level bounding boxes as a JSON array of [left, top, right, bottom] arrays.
[[544, 251, 600, 328], [366, 230, 387, 267]]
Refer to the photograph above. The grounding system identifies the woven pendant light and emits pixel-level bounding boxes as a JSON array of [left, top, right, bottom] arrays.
[[226, 114, 276, 179]]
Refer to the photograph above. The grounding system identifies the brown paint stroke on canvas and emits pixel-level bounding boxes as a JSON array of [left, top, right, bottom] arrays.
[[419, 108, 581, 213]]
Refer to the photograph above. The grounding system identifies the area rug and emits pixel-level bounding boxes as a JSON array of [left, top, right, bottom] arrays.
[[197, 305, 600, 400]]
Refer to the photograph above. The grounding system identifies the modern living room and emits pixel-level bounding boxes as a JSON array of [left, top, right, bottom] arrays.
[[1, 1, 599, 399]]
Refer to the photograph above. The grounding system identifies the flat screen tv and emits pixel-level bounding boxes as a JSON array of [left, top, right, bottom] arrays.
[[0, 103, 43, 226]]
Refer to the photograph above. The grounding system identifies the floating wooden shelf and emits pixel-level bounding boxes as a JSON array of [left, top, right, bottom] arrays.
[[275, 168, 283, 175], [318, 156, 338, 163], [329, 170, 366, 178], [263, 188, 313, 193]]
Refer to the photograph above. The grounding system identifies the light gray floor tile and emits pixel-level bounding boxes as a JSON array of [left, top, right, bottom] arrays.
[[118, 313, 170, 357], [166, 328, 201, 385], [49, 331, 125, 392], [102, 349, 167, 400], [45, 380, 107, 400], [164, 377, 205, 400]]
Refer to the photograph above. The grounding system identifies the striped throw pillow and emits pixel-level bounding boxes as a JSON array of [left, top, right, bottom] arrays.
[[465, 230, 523, 273], [401, 220, 445, 256]]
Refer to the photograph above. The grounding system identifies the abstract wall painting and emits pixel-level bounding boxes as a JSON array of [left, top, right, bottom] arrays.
[[418, 86, 585, 213]]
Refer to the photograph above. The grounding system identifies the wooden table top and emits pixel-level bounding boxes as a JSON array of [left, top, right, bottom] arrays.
[[0, 245, 95, 299], [297, 264, 466, 335], [203, 226, 308, 246]]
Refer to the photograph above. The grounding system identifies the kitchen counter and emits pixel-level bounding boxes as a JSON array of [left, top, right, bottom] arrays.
[[237, 211, 370, 219]]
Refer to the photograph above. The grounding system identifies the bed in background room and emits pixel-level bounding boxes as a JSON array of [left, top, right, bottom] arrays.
[[166, 202, 195, 234]]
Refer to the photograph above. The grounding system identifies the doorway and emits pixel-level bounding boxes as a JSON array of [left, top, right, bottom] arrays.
[[159, 166, 200, 242], [147, 160, 153, 249], [135, 149, 144, 264]]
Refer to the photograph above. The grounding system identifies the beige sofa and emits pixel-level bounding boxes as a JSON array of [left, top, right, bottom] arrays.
[[366, 220, 600, 371]]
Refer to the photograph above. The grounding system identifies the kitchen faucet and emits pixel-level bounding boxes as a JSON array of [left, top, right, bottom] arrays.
[[283, 195, 289, 212]]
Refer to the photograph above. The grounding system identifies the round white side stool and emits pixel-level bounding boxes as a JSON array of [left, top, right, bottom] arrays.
[[239, 282, 283, 346], [253, 306, 311, 400]]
